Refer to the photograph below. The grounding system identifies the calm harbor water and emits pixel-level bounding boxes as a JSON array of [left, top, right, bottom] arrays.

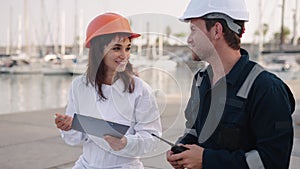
[[0, 74, 73, 114], [0, 65, 195, 115], [0, 64, 299, 115]]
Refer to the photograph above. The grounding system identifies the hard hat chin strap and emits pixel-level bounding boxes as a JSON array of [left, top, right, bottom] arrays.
[[203, 13, 243, 36]]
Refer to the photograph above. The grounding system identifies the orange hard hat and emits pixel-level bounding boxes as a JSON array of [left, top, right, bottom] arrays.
[[85, 12, 140, 48]]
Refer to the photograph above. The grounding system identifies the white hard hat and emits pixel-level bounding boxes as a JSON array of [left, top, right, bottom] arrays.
[[179, 0, 249, 22]]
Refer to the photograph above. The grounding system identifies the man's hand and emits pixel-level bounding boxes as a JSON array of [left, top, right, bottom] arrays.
[[167, 150, 184, 169], [104, 135, 127, 151], [167, 144, 204, 169]]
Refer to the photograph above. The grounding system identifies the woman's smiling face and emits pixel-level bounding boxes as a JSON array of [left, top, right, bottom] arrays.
[[103, 35, 131, 73]]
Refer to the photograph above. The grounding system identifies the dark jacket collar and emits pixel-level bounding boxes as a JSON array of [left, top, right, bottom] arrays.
[[225, 48, 249, 85], [199, 48, 250, 86]]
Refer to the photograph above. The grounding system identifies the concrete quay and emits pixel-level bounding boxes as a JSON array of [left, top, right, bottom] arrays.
[[1, 78, 300, 169]]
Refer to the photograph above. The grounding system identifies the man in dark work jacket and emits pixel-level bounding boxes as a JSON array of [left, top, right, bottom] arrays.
[[166, 0, 295, 169]]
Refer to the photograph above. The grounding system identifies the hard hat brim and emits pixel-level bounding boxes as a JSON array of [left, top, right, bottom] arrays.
[[85, 32, 141, 48], [129, 33, 141, 39]]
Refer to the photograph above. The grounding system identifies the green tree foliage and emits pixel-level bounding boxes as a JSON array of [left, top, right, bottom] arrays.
[[273, 26, 291, 43], [173, 32, 187, 38]]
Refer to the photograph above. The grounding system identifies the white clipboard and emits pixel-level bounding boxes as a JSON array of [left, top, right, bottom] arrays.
[[71, 113, 130, 138]]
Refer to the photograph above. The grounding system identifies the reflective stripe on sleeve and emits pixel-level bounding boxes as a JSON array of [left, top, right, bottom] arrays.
[[245, 150, 265, 169], [196, 73, 202, 86], [184, 128, 197, 137], [237, 64, 264, 99]]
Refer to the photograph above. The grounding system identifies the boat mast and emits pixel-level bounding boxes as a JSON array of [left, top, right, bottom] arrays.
[[40, 0, 46, 57], [78, 9, 84, 57], [17, 15, 22, 54], [24, 0, 29, 56], [73, 0, 79, 57], [54, 0, 60, 55], [6, 27, 10, 55], [6, 7, 13, 55], [293, 0, 298, 45], [61, 11, 66, 56], [258, 0, 263, 57], [280, 0, 285, 51]]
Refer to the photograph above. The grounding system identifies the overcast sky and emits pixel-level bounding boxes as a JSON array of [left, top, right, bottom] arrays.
[[0, 0, 298, 47]]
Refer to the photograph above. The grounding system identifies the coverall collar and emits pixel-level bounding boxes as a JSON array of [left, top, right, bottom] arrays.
[[225, 48, 249, 85]]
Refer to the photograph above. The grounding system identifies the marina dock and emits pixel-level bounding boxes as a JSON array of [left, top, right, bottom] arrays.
[[0, 90, 300, 168]]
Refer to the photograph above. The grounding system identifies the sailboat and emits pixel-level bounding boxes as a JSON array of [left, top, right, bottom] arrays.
[[41, 1, 81, 76], [68, 7, 88, 75], [41, 7, 71, 75], [5, 13, 41, 74]]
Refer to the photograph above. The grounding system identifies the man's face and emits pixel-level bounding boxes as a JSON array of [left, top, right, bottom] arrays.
[[187, 19, 214, 61]]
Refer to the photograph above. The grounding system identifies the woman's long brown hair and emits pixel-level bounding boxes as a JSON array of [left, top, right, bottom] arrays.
[[86, 33, 135, 101]]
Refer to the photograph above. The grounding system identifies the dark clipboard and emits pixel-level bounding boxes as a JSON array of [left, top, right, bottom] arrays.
[[71, 113, 130, 138]]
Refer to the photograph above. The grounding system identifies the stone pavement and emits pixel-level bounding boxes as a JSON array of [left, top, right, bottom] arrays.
[[0, 93, 300, 169], [0, 96, 187, 169]]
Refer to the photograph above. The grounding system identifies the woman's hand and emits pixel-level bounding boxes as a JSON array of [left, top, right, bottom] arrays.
[[54, 113, 73, 131], [104, 135, 127, 151]]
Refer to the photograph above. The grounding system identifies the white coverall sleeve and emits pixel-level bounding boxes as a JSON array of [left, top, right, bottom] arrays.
[[118, 83, 162, 157], [60, 82, 87, 146]]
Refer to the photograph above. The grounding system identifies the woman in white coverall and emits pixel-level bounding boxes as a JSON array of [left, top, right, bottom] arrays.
[[54, 12, 162, 169]]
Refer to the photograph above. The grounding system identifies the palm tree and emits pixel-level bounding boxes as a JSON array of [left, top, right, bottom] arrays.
[[273, 26, 291, 44], [254, 23, 269, 44]]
